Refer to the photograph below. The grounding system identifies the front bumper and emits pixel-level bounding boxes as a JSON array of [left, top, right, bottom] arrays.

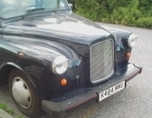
[[41, 63, 142, 116]]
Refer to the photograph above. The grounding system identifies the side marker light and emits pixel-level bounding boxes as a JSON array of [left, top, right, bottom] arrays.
[[126, 53, 131, 59], [61, 78, 67, 86]]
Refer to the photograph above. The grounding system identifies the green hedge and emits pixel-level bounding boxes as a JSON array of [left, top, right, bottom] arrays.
[[68, 0, 152, 28]]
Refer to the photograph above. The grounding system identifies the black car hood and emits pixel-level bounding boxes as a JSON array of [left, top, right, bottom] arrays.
[[3, 13, 111, 45]]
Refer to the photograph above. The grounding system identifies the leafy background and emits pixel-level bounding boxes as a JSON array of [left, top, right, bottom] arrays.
[[68, 0, 152, 28]]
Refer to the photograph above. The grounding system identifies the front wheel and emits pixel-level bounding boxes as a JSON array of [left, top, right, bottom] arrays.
[[8, 70, 41, 118]]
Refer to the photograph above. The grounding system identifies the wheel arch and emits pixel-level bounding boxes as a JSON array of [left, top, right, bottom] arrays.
[[0, 62, 36, 88]]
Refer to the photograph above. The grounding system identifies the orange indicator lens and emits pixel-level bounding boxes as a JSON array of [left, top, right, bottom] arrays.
[[126, 53, 131, 59], [61, 78, 67, 86]]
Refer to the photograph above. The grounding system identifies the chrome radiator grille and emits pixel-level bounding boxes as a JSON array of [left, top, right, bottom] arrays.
[[90, 39, 114, 83]]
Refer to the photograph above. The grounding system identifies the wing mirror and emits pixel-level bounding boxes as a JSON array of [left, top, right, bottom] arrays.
[[68, 3, 73, 8]]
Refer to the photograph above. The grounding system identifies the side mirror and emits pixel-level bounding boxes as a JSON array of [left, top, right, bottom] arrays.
[[68, 3, 73, 8]]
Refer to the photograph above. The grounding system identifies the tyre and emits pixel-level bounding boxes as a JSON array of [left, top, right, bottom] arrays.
[[8, 69, 41, 118]]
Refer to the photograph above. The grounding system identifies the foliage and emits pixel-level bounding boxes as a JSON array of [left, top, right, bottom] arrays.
[[0, 103, 14, 115], [0, 103, 25, 118], [68, 0, 152, 28]]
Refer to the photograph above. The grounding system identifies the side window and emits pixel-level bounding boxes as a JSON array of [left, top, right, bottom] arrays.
[[43, 0, 68, 10], [43, 0, 57, 9]]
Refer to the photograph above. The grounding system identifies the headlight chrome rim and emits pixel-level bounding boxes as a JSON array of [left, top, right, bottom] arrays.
[[128, 34, 137, 48], [52, 55, 69, 75]]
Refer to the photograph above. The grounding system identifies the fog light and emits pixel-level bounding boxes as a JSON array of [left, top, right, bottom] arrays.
[[61, 78, 67, 86]]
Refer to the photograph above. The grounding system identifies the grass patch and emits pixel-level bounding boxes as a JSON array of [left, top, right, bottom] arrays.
[[0, 103, 25, 118], [0, 103, 14, 115]]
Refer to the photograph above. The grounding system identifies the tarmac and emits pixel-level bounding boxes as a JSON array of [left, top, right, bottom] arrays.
[[0, 108, 13, 118]]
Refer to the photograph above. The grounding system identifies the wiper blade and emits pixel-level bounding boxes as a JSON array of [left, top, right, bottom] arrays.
[[23, 7, 45, 19], [27, 7, 45, 12]]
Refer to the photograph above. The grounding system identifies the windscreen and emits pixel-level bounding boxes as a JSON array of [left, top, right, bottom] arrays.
[[0, 0, 70, 19]]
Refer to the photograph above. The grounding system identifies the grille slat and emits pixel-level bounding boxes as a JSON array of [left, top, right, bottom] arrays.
[[90, 39, 114, 83]]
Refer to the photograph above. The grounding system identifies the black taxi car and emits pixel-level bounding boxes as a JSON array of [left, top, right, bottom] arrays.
[[0, 0, 142, 117]]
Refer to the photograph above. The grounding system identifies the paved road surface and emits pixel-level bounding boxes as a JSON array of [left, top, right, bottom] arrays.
[[0, 23, 152, 118]]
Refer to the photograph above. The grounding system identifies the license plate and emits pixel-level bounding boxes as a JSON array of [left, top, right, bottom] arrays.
[[98, 81, 125, 102]]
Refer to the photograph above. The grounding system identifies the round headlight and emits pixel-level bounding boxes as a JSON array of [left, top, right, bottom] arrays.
[[52, 56, 69, 75], [128, 34, 137, 48]]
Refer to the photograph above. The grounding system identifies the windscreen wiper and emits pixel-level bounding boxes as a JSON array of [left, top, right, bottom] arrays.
[[23, 0, 60, 19], [22, 7, 45, 19]]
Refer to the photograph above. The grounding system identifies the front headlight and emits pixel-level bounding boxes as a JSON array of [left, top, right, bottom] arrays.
[[128, 34, 137, 48], [52, 55, 69, 75]]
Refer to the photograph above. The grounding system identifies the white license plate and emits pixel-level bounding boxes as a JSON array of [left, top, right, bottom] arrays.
[[99, 81, 125, 102]]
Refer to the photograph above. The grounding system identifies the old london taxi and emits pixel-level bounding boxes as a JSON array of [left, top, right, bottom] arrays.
[[0, 0, 142, 117]]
